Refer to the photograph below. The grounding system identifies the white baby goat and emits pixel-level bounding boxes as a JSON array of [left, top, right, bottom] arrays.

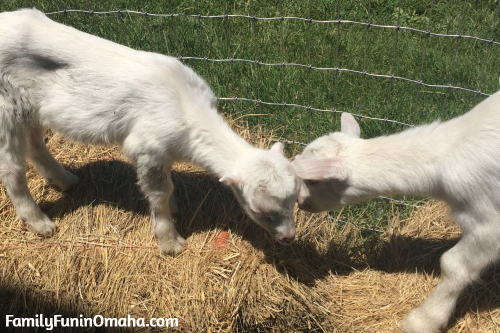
[[291, 92, 500, 333], [0, 9, 300, 256]]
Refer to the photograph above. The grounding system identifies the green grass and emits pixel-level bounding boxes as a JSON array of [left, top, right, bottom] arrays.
[[2, 0, 499, 233]]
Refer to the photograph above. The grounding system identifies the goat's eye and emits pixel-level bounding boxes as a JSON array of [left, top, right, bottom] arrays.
[[305, 179, 318, 186]]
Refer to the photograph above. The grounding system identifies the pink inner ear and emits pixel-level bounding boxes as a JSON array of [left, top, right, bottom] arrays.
[[292, 155, 345, 181]]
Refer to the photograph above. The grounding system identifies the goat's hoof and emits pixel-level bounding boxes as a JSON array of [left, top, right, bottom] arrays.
[[159, 236, 186, 256], [27, 216, 56, 236], [401, 307, 445, 333]]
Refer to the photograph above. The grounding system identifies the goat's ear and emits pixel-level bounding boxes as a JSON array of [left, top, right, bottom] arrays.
[[341, 113, 361, 138], [219, 175, 243, 187], [291, 155, 347, 181], [270, 142, 284, 155]]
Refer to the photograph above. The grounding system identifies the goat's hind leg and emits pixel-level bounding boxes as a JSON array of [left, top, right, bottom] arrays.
[[26, 126, 79, 191], [0, 130, 55, 236], [401, 215, 500, 333], [0, 160, 55, 235], [0, 80, 55, 235]]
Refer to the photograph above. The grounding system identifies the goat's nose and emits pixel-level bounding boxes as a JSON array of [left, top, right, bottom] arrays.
[[297, 195, 305, 205], [281, 234, 295, 244]]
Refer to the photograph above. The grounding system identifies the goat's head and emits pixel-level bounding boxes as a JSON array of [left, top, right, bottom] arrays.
[[220, 142, 300, 245], [291, 112, 362, 212]]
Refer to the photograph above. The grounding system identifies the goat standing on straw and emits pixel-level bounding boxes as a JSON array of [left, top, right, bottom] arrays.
[[0, 9, 300, 256]]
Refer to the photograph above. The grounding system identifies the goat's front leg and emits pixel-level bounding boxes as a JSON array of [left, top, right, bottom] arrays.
[[135, 154, 185, 256], [400, 217, 500, 333]]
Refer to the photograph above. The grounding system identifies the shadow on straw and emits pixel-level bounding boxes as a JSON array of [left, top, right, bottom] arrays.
[[36, 161, 500, 289], [16, 159, 500, 330], [0, 283, 134, 332], [35, 160, 318, 261]]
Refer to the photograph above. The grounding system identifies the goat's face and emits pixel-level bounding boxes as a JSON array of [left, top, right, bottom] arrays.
[[291, 113, 361, 213], [220, 142, 300, 245]]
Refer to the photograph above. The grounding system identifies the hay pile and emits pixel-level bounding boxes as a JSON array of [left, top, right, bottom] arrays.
[[1, 120, 500, 332]]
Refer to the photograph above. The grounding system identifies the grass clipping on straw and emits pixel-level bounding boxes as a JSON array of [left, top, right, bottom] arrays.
[[1, 119, 500, 333]]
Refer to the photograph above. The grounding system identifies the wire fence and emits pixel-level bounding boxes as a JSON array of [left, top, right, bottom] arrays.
[[43, 2, 500, 132], [22, 2, 500, 233]]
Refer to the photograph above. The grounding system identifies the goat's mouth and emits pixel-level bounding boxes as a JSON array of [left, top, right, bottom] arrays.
[[297, 200, 315, 212], [299, 204, 324, 214], [275, 233, 295, 245], [250, 216, 296, 245]]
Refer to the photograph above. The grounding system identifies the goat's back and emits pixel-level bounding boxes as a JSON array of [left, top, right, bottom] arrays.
[[0, 9, 215, 146]]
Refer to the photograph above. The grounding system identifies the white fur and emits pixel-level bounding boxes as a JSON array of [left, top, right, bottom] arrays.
[[0, 9, 299, 255], [292, 92, 500, 332]]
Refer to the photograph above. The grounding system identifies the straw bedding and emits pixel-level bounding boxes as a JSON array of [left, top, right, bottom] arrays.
[[1, 121, 499, 332]]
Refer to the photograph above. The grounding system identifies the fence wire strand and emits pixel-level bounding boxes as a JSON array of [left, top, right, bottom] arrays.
[[44, 9, 496, 107], [45, 9, 500, 46]]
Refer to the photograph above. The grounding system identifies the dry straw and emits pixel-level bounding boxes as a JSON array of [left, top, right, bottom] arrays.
[[1, 119, 499, 332]]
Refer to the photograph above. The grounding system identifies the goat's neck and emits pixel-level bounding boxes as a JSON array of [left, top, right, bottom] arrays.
[[346, 121, 458, 199], [184, 109, 253, 178]]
